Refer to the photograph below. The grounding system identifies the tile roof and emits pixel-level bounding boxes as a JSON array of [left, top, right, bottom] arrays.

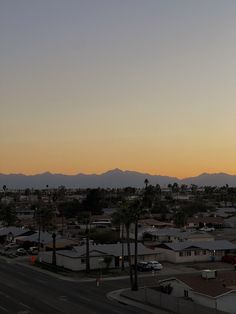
[[59, 243, 158, 258], [187, 217, 224, 224], [160, 240, 236, 251], [0, 227, 30, 237], [17, 231, 61, 244], [144, 228, 192, 238], [168, 271, 236, 297]]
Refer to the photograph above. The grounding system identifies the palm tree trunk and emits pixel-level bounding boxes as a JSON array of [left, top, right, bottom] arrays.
[[86, 223, 90, 273], [52, 233, 56, 266], [126, 224, 133, 289], [121, 224, 125, 271], [132, 220, 138, 291]]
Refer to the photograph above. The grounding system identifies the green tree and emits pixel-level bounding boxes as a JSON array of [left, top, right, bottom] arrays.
[[144, 178, 149, 189], [0, 206, 17, 226]]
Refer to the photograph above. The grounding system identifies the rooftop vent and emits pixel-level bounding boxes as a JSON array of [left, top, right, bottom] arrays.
[[202, 269, 216, 279]]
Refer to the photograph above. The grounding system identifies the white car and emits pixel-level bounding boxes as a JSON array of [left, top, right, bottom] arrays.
[[199, 227, 215, 232], [29, 246, 39, 255], [16, 248, 27, 255], [147, 261, 163, 271]]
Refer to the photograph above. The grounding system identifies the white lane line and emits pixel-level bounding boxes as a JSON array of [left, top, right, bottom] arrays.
[[112, 310, 124, 314], [59, 295, 68, 301], [0, 291, 9, 298], [78, 295, 91, 302], [35, 279, 46, 284], [19, 302, 31, 309], [0, 305, 8, 312]]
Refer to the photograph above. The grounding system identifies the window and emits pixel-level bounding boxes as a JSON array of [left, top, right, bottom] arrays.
[[139, 255, 145, 261], [194, 250, 200, 256], [179, 251, 191, 257], [124, 256, 128, 262], [184, 290, 189, 298]]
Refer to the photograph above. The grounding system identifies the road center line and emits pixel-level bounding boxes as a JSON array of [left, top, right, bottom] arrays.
[[78, 295, 91, 302], [19, 302, 31, 309], [0, 305, 8, 312]]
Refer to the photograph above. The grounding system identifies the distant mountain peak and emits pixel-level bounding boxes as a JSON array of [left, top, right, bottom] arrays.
[[1, 169, 236, 188], [104, 168, 124, 174]]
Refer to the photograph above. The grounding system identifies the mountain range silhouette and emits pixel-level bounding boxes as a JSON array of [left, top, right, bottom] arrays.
[[1, 169, 236, 189]]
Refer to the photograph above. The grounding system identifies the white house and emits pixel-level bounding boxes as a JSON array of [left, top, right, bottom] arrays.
[[157, 240, 236, 263], [39, 243, 161, 271], [142, 228, 193, 243], [160, 270, 236, 314]]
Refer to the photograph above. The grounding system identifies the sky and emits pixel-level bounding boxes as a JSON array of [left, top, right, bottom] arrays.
[[1, 0, 236, 178]]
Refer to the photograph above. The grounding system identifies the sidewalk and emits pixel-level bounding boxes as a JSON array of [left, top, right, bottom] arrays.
[[107, 288, 171, 314]]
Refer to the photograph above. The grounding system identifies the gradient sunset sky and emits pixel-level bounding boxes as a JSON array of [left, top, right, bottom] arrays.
[[1, 0, 236, 178]]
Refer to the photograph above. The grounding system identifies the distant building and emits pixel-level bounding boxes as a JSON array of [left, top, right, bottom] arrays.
[[186, 217, 224, 229]]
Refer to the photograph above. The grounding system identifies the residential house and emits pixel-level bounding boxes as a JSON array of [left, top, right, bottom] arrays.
[[91, 215, 112, 229], [0, 227, 34, 244], [143, 228, 193, 243], [157, 240, 236, 263], [160, 270, 236, 314], [16, 231, 61, 248], [186, 216, 224, 229], [39, 243, 161, 271]]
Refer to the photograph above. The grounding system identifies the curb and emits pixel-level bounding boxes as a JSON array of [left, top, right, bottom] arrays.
[[107, 288, 170, 314]]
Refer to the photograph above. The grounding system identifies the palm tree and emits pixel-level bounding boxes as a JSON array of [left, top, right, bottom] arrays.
[[144, 179, 149, 189], [125, 212, 134, 289], [52, 232, 56, 266], [113, 204, 135, 288], [130, 199, 146, 291], [113, 200, 145, 290], [112, 210, 125, 271], [2, 185, 6, 197], [84, 213, 91, 274]]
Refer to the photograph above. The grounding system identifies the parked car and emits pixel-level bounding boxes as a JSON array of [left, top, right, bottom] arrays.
[[222, 255, 236, 264], [199, 227, 215, 232], [28, 247, 39, 255], [137, 261, 152, 272], [147, 261, 163, 271], [16, 248, 27, 256], [4, 243, 19, 251]]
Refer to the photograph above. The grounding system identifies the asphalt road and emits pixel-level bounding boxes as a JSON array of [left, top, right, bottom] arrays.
[[0, 259, 163, 314]]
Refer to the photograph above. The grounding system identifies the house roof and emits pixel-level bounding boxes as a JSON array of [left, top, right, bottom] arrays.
[[187, 232, 214, 240], [0, 227, 30, 237], [138, 219, 173, 227], [162, 271, 236, 298], [57, 248, 108, 258], [159, 240, 236, 251], [187, 217, 224, 224], [45, 239, 79, 249], [59, 243, 158, 258], [144, 228, 192, 239], [16, 231, 61, 244]]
